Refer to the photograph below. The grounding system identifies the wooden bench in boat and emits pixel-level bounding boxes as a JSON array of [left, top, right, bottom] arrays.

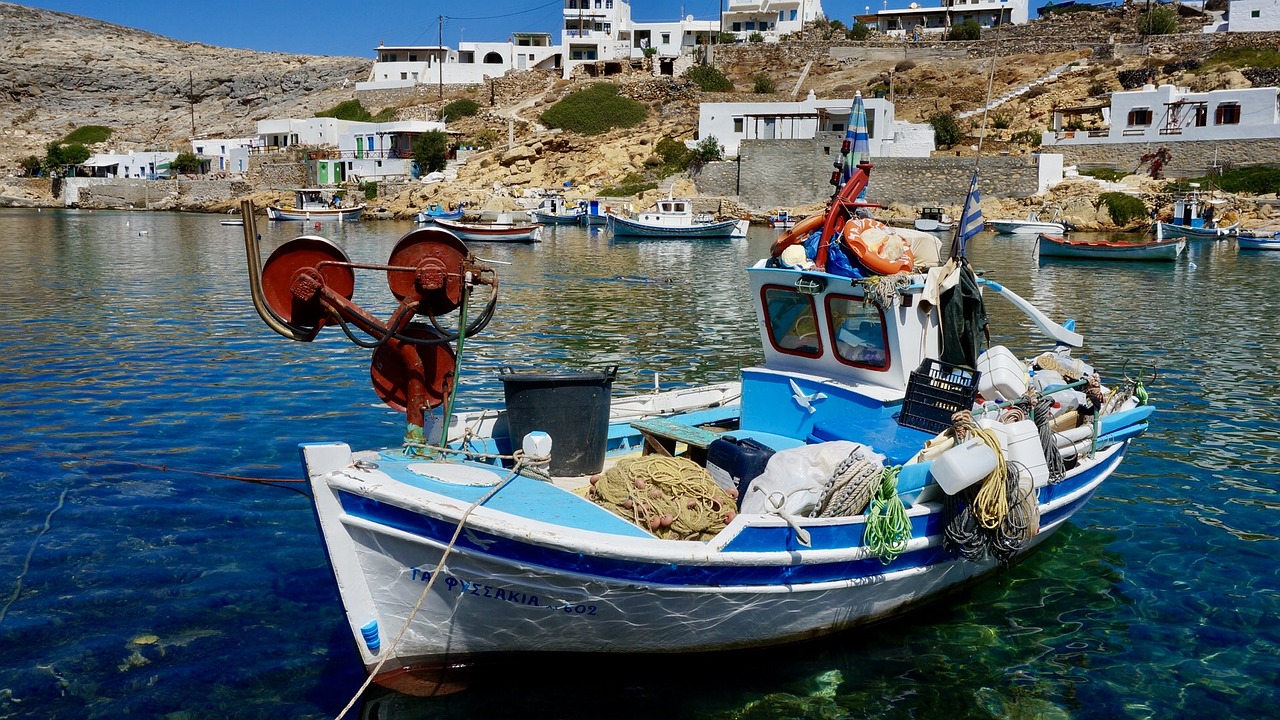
[[630, 416, 723, 465]]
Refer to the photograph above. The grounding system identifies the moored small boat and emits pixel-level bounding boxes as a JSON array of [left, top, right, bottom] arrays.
[[1037, 233, 1185, 261], [769, 211, 798, 229], [414, 204, 465, 223], [1158, 185, 1236, 239], [267, 189, 364, 222], [529, 195, 584, 225], [433, 216, 542, 243], [989, 207, 1066, 235], [1237, 232, 1280, 251], [913, 206, 954, 232], [609, 197, 748, 239]]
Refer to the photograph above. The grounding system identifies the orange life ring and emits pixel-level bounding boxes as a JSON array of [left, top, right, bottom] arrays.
[[769, 213, 825, 257], [841, 218, 914, 275]]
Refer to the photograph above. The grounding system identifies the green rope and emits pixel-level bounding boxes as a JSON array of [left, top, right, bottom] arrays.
[[864, 466, 912, 565]]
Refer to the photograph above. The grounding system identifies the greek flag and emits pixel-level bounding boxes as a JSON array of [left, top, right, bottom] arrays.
[[952, 169, 984, 258]]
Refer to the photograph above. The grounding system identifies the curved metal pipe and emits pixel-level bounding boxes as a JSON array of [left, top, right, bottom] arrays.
[[240, 199, 316, 342]]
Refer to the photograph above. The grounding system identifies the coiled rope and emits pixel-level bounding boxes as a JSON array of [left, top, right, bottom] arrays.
[[587, 456, 737, 541], [815, 449, 883, 518], [864, 466, 912, 564]]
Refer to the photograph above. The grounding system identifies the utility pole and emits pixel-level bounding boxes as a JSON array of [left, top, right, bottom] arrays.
[[438, 15, 444, 101]]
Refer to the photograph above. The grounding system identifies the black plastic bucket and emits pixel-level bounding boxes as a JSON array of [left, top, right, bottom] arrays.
[[499, 366, 617, 476]]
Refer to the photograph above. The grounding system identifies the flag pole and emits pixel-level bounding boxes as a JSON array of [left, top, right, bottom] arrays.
[[949, 20, 1002, 261]]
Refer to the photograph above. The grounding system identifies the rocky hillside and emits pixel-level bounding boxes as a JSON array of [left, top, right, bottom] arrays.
[[0, 2, 368, 171]]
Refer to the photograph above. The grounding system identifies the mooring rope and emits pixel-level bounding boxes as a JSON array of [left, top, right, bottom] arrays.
[[333, 460, 525, 720], [0, 488, 69, 626]]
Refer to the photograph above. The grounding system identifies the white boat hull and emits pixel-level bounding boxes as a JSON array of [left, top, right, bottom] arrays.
[[267, 205, 365, 222], [304, 434, 1127, 689], [989, 219, 1064, 235]]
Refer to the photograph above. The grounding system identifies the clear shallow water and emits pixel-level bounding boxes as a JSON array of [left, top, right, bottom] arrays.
[[0, 209, 1276, 719]]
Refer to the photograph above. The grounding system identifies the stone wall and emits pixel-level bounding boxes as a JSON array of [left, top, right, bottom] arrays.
[[718, 138, 1044, 209], [1055, 138, 1280, 178], [65, 178, 254, 209]]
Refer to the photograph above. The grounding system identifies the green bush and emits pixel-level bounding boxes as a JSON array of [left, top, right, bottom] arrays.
[[20, 155, 42, 176], [1009, 129, 1042, 146], [63, 125, 112, 145], [716, 32, 737, 44], [412, 130, 450, 175], [847, 23, 871, 40], [1096, 192, 1147, 225], [441, 98, 480, 121], [1167, 167, 1280, 195], [359, 181, 379, 200], [748, 32, 764, 43], [43, 141, 90, 169], [316, 99, 392, 122], [655, 137, 691, 166], [752, 75, 776, 94], [1199, 48, 1280, 70], [948, 20, 981, 41], [599, 179, 659, 197], [1080, 167, 1128, 182], [991, 112, 1012, 130], [539, 83, 647, 135], [1136, 7, 1178, 35], [685, 64, 733, 92], [928, 112, 961, 148]]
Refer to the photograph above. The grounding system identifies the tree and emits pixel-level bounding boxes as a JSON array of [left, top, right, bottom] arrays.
[[170, 151, 202, 174], [948, 20, 981, 41], [689, 136, 723, 170], [928, 112, 961, 148], [1136, 7, 1178, 35], [847, 23, 872, 40], [43, 141, 90, 171], [19, 155, 42, 176], [412, 130, 449, 175]]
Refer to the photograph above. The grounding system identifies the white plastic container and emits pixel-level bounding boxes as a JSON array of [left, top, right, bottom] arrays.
[[1005, 419, 1049, 488], [931, 437, 998, 495], [522, 431, 553, 460], [977, 345, 1029, 402]]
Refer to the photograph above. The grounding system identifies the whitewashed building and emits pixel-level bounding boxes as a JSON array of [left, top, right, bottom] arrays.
[[696, 91, 935, 158], [1042, 83, 1280, 147], [722, 0, 824, 40], [79, 151, 180, 179], [356, 34, 560, 91], [1227, 0, 1280, 30], [861, 0, 1029, 37], [253, 118, 450, 183], [191, 137, 255, 174]]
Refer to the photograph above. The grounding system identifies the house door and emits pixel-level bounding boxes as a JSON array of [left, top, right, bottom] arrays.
[[763, 118, 776, 140], [356, 137, 364, 160]]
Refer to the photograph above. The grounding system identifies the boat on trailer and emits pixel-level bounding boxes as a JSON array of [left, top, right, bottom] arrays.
[[236, 156, 1154, 695]]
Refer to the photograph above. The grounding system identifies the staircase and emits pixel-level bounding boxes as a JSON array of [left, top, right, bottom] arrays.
[[957, 61, 1089, 120]]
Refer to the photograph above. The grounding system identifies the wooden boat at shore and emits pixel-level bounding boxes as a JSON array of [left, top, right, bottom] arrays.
[[267, 189, 364, 222], [433, 216, 542, 243], [1038, 233, 1185, 261], [609, 197, 749, 239], [236, 151, 1155, 695], [414, 204, 465, 223], [1237, 232, 1280, 251]]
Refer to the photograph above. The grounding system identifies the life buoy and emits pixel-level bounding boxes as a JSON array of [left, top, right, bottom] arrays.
[[842, 218, 914, 275], [769, 213, 825, 257]]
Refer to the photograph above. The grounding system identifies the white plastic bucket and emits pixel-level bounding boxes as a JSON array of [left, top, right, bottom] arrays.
[[931, 437, 998, 495]]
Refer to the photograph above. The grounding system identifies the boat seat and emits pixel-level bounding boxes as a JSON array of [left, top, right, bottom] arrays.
[[631, 417, 723, 465], [807, 419, 936, 466]]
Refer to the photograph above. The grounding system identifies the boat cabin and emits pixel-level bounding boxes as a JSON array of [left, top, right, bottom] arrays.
[[291, 189, 345, 210], [918, 207, 949, 223], [1171, 186, 1222, 229], [635, 198, 714, 227]]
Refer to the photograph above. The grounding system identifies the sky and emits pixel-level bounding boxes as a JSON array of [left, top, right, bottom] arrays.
[[11, 0, 1048, 59]]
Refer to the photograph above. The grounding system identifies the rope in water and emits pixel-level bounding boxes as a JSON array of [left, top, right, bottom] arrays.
[[864, 466, 911, 564], [587, 456, 737, 541]]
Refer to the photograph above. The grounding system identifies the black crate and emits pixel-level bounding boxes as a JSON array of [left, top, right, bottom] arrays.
[[897, 359, 982, 434]]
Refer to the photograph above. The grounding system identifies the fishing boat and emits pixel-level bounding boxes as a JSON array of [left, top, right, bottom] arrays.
[[914, 206, 954, 232], [1237, 231, 1280, 251], [267, 189, 365, 222], [414, 204, 465, 223], [432, 217, 542, 243], [608, 197, 749, 239], [579, 198, 610, 226], [769, 211, 799, 230], [529, 195, 584, 225], [1037, 233, 1185, 261], [988, 207, 1066, 235], [236, 146, 1155, 695], [1157, 185, 1237, 238]]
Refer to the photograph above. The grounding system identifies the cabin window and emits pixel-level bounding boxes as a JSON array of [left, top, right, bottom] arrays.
[[827, 296, 889, 370], [1127, 108, 1152, 126], [762, 286, 822, 357], [1215, 103, 1241, 125]]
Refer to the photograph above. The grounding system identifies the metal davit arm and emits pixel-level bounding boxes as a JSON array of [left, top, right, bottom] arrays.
[[240, 199, 320, 342]]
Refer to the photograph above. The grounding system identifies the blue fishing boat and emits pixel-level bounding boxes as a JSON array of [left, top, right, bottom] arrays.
[[1038, 233, 1185, 261], [414, 203, 465, 223], [579, 197, 609, 226], [1158, 185, 1237, 238], [608, 197, 748, 238], [529, 194, 584, 225], [1237, 231, 1280, 251], [238, 145, 1154, 695]]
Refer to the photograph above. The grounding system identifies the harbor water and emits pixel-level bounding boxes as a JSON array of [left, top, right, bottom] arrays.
[[0, 208, 1276, 719]]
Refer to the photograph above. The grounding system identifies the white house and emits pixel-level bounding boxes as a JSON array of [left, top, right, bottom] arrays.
[[721, 0, 824, 40], [1227, 0, 1280, 30], [862, 0, 1030, 38], [1041, 83, 1280, 147], [79, 151, 180, 179], [356, 34, 560, 91], [191, 137, 254, 174], [253, 117, 450, 183], [696, 91, 935, 158]]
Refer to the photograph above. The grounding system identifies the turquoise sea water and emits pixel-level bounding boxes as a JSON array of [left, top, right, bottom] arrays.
[[0, 209, 1276, 719]]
